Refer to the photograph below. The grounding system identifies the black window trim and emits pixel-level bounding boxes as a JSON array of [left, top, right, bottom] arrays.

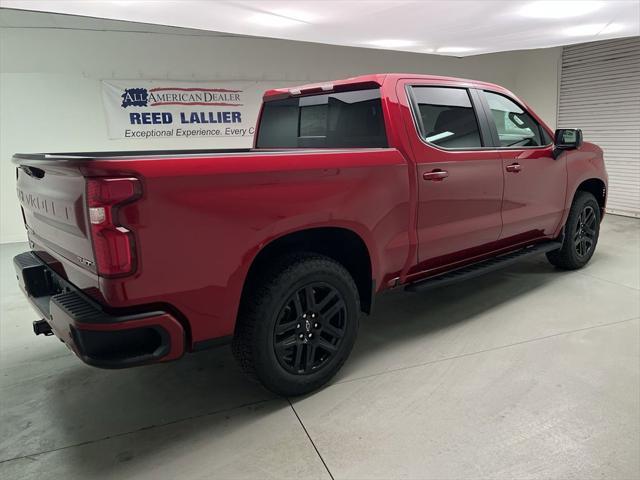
[[405, 84, 497, 152], [477, 89, 554, 150]]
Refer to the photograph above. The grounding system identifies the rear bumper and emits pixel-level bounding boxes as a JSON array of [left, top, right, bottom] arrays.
[[14, 251, 185, 368]]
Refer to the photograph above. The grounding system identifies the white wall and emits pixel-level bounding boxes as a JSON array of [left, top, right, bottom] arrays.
[[0, 13, 562, 243]]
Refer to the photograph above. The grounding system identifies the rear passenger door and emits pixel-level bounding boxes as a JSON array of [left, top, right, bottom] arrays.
[[479, 90, 567, 242], [403, 84, 504, 271]]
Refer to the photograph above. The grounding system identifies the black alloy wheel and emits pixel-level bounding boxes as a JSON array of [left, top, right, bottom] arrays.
[[546, 191, 600, 270], [232, 253, 359, 396], [574, 205, 597, 258], [273, 283, 347, 375]]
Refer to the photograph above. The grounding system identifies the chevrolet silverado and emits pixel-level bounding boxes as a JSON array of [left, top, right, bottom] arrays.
[[13, 74, 608, 395]]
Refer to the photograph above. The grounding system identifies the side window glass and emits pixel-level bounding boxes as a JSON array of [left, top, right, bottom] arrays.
[[410, 87, 482, 149], [484, 91, 546, 147]]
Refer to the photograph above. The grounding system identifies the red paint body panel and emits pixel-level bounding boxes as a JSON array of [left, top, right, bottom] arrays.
[[13, 73, 608, 362], [95, 149, 411, 343], [499, 146, 568, 241]]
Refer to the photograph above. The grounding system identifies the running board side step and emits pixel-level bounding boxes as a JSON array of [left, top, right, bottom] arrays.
[[405, 241, 562, 293]]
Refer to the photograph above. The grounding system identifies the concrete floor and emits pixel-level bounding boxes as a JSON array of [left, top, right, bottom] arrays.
[[1, 214, 638, 480]]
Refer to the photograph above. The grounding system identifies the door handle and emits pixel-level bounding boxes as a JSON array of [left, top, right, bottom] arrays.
[[423, 169, 449, 181], [506, 163, 522, 173]]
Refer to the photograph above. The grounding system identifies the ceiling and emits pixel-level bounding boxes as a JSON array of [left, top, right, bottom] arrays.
[[0, 6, 235, 35], [2, 0, 639, 56]]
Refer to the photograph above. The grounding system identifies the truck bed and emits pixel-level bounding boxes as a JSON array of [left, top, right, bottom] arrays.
[[13, 146, 410, 346]]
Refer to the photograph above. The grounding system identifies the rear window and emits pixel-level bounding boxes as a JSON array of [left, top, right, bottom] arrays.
[[256, 88, 388, 148]]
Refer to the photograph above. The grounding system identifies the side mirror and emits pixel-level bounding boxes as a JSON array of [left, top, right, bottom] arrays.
[[555, 128, 583, 149], [553, 128, 583, 159]]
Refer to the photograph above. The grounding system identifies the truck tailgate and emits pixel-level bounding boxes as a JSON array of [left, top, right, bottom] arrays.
[[16, 163, 95, 273]]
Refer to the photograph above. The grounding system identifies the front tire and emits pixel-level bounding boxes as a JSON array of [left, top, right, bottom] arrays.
[[232, 253, 359, 396], [547, 191, 601, 270]]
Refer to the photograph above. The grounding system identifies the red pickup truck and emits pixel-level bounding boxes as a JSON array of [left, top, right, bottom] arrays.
[[13, 73, 607, 395]]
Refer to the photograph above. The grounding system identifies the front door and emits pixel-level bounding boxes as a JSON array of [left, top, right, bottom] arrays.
[[404, 85, 504, 270], [480, 90, 567, 241]]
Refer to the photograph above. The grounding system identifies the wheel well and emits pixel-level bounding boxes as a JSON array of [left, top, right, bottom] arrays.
[[576, 178, 606, 215], [243, 228, 374, 314]]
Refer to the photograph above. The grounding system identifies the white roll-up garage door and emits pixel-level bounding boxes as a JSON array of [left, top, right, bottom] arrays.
[[558, 37, 640, 218]]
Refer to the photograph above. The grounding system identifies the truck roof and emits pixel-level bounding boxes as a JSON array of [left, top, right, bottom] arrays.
[[262, 73, 511, 100]]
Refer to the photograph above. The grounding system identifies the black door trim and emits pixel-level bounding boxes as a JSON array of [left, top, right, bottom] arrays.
[[468, 88, 498, 148]]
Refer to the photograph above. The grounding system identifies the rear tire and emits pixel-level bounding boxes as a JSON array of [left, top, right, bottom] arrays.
[[232, 253, 359, 396], [546, 191, 600, 270]]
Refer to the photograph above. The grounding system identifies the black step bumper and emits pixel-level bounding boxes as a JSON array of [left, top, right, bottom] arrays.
[[13, 251, 185, 368]]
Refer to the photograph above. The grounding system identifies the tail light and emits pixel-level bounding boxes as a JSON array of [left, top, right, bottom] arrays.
[[86, 177, 141, 277]]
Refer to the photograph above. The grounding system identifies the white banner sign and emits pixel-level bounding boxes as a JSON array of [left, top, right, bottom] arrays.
[[101, 80, 265, 140]]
